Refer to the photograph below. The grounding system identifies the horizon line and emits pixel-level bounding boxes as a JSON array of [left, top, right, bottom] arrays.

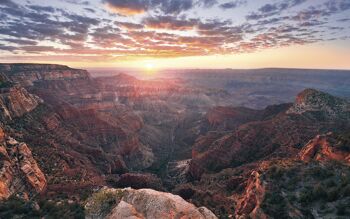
[[1, 62, 350, 71]]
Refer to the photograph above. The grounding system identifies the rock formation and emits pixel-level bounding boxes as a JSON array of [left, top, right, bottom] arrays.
[[287, 88, 350, 117], [189, 89, 350, 180], [0, 64, 90, 86], [85, 188, 218, 219], [0, 128, 46, 200], [1, 64, 350, 218], [299, 133, 350, 163], [0, 85, 41, 121], [235, 171, 267, 219]]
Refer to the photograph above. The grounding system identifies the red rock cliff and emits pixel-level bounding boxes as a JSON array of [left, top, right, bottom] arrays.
[[0, 128, 46, 200]]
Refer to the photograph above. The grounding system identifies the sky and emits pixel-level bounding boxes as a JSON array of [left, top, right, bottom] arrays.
[[0, 0, 349, 69]]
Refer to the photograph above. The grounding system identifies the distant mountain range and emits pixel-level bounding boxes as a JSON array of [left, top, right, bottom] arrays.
[[90, 68, 350, 109]]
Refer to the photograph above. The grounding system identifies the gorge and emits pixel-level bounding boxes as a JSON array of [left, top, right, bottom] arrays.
[[0, 64, 350, 218]]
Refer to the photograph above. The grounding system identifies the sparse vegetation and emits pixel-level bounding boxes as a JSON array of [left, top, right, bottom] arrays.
[[0, 196, 40, 218], [0, 196, 85, 219], [261, 192, 289, 218], [336, 132, 350, 152], [0, 81, 14, 88], [267, 165, 285, 180], [261, 160, 350, 218], [85, 189, 124, 217]]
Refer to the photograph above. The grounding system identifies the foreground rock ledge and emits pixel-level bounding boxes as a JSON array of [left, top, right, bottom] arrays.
[[85, 187, 217, 219]]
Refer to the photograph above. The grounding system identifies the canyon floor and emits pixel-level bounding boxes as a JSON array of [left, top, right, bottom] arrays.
[[0, 64, 350, 219]]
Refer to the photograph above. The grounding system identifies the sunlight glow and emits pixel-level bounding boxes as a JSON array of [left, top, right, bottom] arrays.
[[144, 62, 157, 74], [145, 63, 154, 70]]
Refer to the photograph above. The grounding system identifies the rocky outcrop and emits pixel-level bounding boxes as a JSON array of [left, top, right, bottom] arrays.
[[85, 188, 217, 219], [287, 88, 350, 117], [235, 171, 267, 219], [0, 85, 41, 121], [0, 129, 46, 200], [299, 133, 350, 163], [15, 143, 47, 193], [0, 64, 90, 86]]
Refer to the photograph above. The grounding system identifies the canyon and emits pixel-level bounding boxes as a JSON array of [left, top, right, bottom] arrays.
[[0, 64, 349, 218]]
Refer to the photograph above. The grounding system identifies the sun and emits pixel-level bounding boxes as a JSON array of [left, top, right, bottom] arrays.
[[145, 63, 154, 70], [144, 62, 156, 73]]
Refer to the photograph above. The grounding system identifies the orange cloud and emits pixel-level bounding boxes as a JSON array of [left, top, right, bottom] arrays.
[[105, 3, 145, 15]]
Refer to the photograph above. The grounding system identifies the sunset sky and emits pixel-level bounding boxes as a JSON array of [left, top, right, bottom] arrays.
[[0, 0, 349, 69]]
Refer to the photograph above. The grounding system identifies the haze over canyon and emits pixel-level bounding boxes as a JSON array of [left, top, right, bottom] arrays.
[[0, 64, 349, 218], [1, 0, 350, 218]]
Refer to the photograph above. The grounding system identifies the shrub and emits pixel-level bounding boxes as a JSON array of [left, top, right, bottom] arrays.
[[336, 203, 347, 216], [342, 185, 350, 197], [0, 81, 14, 88], [336, 133, 350, 152], [285, 174, 300, 191], [85, 189, 124, 217], [308, 166, 333, 179], [312, 184, 327, 200], [0, 196, 40, 218], [261, 192, 289, 218], [39, 200, 85, 219], [326, 188, 339, 202], [268, 165, 284, 180], [285, 167, 298, 178], [299, 189, 314, 204], [323, 179, 337, 187]]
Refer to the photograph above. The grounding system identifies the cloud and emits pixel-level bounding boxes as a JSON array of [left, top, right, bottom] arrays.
[[103, 0, 148, 15], [115, 21, 144, 30], [291, 0, 350, 22], [0, 45, 17, 51], [0, 0, 17, 7], [60, 0, 89, 5], [3, 38, 38, 45], [19, 45, 56, 53], [159, 0, 194, 14], [84, 8, 96, 13], [143, 16, 199, 30], [103, 0, 216, 15], [219, 0, 246, 10], [200, 0, 217, 8], [338, 18, 350, 22], [0, 0, 349, 61], [28, 5, 56, 13], [247, 0, 307, 20], [0, 0, 100, 52]]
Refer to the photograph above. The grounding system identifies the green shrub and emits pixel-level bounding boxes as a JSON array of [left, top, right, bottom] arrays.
[[38, 200, 85, 219], [0, 81, 14, 88], [323, 179, 337, 187], [285, 175, 300, 190], [261, 192, 289, 218], [308, 166, 333, 179], [0, 196, 40, 218], [85, 189, 124, 217], [336, 203, 348, 216], [312, 184, 327, 200], [285, 167, 298, 178], [342, 185, 350, 197], [268, 165, 285, 180], [326, 188, 339, 202], [299, 189, 314, 204], [0, 196, 85, 219]]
